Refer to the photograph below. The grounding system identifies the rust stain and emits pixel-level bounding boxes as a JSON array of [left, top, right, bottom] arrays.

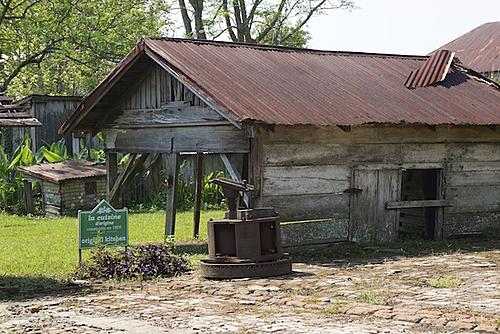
[[434, 21, 499, 74], [60, 37, 500, 134]]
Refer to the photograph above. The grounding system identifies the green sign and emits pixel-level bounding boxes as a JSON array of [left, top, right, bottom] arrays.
[[78, 200, 128, 250]]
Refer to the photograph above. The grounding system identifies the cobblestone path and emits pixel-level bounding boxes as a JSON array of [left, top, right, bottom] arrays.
[[1, 249, 499, 333]]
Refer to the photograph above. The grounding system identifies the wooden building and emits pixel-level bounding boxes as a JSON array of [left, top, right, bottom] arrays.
[[0, 94, 41, 152], [17, 160, 106, 216], [60, 38, 500, 244], [11, 95, 81, 153]]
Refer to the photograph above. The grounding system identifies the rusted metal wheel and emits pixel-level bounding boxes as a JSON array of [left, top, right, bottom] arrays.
[[200, 258, 292, 279]]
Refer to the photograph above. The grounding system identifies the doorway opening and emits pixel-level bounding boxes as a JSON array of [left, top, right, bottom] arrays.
[[399, 169, 441, 240]]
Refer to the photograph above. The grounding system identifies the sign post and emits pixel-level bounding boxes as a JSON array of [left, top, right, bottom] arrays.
[[78, 200, 128, 265]]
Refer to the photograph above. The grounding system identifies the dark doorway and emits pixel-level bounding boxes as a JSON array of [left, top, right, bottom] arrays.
[[399, 169, 441, 239]]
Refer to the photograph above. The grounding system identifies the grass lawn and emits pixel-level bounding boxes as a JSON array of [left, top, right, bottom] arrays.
[[0, 210, 224, 280]]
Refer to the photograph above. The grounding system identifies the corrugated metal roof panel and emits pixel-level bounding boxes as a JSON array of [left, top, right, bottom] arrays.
[[17, 160, 106, 183], [60, 38, 500, 132], [436, 21, 499, 73], [405, 50, 455, 89]]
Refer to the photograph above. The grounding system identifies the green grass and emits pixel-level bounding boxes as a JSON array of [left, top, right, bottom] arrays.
[[0, 210, 223, 280], [426, 276, 463, 288]]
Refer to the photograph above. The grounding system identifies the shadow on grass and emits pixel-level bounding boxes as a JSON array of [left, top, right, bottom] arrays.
[[175, 242, 208, 256], [0, 275, 92, 302], [287, 235, 500, 267]]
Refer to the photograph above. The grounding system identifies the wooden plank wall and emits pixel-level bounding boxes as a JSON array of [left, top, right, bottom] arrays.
[[255, 124, 500, 238], [120, 64, 207, 113], [104, 63, 248, 154]]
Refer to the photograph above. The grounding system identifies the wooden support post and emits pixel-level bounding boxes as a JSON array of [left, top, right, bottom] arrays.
[[23, 180, 34, 214], [108, 153, 147, 204], [193, 153, 203, 239], [106, 152, 118, 202], [220, 153, 250, 208], [165, 153, 180, 238]]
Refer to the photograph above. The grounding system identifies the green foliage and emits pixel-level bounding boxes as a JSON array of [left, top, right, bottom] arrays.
[[427, 276, 463, 288], [0, 136, 34, 213], [0, 135, 104, 214], [174, 171, 226, 211], [39, 138, 68, 163], [176, 0, 354, 47], [2, 0, 170, 98]]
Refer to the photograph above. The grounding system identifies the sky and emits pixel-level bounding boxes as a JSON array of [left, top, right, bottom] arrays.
[[308, 0, 500, 55]]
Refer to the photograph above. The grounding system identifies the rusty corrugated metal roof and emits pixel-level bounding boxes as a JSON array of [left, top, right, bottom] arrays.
[[436, 21, 499, 74], [405, 50, 455, 89], [60, 38, 500, 133], [17, 160, 106, 183]]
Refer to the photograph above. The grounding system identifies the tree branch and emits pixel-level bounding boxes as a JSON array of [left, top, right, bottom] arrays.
[[178, 0, 193, 37]]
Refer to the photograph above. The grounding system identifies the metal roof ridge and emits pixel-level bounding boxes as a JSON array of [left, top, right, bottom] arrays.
[[142, 36, 429, 60]]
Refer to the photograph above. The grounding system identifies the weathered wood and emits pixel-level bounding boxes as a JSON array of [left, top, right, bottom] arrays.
[[445, 185, 500, 213], [165, 153, 180, 237], [386, 199, 453, 209], [434, 171, 444, 241], [109, 104, 226, 128], [144, 50, 241, 128], [260, 124, 500, 145], [220, 153, 250, 207], [447, 170, 500, 186], [262, 165, 350, 196], [23, 180, 34, 214], [350, 169, 401, 243], [280, 218, 349, 247], [108, 153, 147, 204], [265, 141, 500, 167], [193, 153, 203, 238], [105, 125, 249, 153], [106, 152, 118, 201], [261, 193, 349, 222]]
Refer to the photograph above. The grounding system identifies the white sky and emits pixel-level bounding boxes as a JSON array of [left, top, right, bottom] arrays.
[[308, 0, 500, 55]]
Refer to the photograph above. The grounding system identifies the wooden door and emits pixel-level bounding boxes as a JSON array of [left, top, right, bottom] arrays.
[[350, 169, 401, 243]]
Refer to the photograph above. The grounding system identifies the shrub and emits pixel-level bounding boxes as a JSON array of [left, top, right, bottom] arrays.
[[72, 243, 190, 280]]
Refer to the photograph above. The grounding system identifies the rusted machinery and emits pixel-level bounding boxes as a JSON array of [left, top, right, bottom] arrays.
[[200, 178, 292, 279]]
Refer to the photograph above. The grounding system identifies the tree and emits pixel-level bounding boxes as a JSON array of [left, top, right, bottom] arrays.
[[176, 0, 355, 47], [1, 0, 170, 97]]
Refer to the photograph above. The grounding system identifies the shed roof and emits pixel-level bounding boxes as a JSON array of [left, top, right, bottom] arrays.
[[60, 38, 500, 133], [436, 21, 500, 74], [0, 93, 41, 127], [17, 160, 106, 183]]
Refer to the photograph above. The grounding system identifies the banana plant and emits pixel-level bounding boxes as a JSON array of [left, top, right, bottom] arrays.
[[38, 138, 68, 163]]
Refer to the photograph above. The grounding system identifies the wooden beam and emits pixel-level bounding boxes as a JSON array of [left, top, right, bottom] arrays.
[[193, 153, 203, 239], [23, 180, 34, 214], [220, 153, 250, 208], [165, 153, 180, 237], [108, 153, 147, 204], [386, 199, 453, 210], [106, 152, 118, 201]]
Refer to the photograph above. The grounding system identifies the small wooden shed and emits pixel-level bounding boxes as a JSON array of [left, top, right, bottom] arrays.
[[17, 160, 107, 216], [59, 38, 500, 244]]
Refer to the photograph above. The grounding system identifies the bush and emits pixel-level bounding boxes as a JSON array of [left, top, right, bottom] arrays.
[[72, 243, 190, 280]]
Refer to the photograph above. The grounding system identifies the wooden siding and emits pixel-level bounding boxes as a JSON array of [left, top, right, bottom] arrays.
[[12, 97, 80, 152], [255, 124, 500, 240], [103, 63, 248, 153]]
